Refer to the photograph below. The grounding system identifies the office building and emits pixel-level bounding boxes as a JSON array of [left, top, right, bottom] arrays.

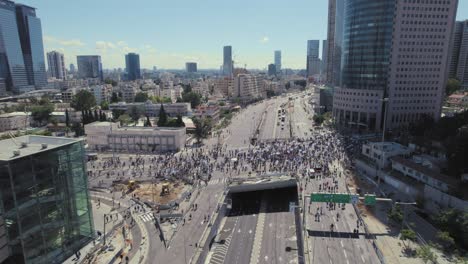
[[15, 4, 47, 89], [322, 40, 328, 76], [223, 46, 233, 77], [333, 0, 458, 131], [186, 62, 197, 73], [47, 51, 66, 80], [125, 53, 141, 81], [449, 20, 468, 89], [307, 40, 320, 77], [232, 74, 265, 100], [0, 136, 94, 264], [69, 63, 75, 73], [85, 122, 186, 153], [77, 55, 103, 81], [325, 0, 344, 87], [0, 0, 48, 94], [274, 50, 281, 73], [268, 64, 276, 76]]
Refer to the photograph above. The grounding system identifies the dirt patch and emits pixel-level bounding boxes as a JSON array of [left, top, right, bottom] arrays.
[[119, 181, 188, 205]]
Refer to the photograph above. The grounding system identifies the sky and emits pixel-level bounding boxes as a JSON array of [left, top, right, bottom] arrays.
[[19, 0, 468, 70]]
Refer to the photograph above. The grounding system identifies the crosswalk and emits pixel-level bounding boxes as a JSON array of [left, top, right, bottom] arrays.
[[139, 212, 155, 223], [209, 235, 232, 264], [208, 178, 229, 185]]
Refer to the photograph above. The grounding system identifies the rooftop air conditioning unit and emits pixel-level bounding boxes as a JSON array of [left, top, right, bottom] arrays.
[[13, 150, 20, 156], [41, 143, 48, 149], [21, 142, 28, 148]]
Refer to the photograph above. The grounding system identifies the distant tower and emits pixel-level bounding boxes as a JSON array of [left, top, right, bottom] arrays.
[[70, 63, 76, 73], [47, 51, 66, 80], [125, 53, 141, 80], [223, 46, 233, 76], [274, 50, 281, 73], [306, 40, 320, 77]]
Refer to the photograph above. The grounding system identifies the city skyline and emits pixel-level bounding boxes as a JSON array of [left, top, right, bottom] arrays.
[[18, 0, 468, 70]]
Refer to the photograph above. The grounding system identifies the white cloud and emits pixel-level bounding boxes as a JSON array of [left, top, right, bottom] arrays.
[[117, 41, 128, 47], [44, 35, 85, 47], [95, 41, 117, 51], [259, 36, 269, 43]]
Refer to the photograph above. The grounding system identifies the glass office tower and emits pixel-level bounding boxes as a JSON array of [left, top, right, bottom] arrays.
[[0, 136, 94, 264], [125, 53, 141, 81]]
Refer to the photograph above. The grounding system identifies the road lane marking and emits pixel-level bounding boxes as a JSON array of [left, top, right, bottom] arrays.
[[361, 255, 366, 263], [340, 240, 344, 248]]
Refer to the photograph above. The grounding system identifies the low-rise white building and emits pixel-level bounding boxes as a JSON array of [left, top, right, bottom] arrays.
[[361, 141, 411, 168], [85, 122, 186, 153], [0, 112, 31, 132], [109, 101, 192, 117]]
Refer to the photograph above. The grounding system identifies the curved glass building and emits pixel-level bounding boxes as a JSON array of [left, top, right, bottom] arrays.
[[341, 0, 395, 92]]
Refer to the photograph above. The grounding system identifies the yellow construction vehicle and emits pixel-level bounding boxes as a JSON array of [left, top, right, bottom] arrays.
[[161, 183, 170, 196]]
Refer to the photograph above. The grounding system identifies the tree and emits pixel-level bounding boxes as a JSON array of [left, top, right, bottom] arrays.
[[128, 106, 141, 124], [387, 205, 403, 224], [118, 114, 131, 126], [94, 109, 99, 122], [144, 116, 152, 127], [176, 115, 185, 127], [31, 103, 54, 126], [65, 109, 70, 127], [446, 78, 461, 96], [100, 101, 109, 110], [110, 92, 121, 103], [416, 245, 437, 264], [134, 92, 149, 102], [313, 114, 325, 125], [104, 78, 118, 87], [437, 231, 455, 251], [71, 90, 96, 111], [181, 91, 201, 108], [99, 110, 106, 122], [162, 97, 172, 103], [400, 228, 417, 250], [112, 109, 125, 120], [71, 122, 84, 137], [157, 104, 168, 127], [193, 117, 212, 144]]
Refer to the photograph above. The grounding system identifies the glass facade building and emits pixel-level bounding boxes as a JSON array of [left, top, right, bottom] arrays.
[[125, 53, 141, 81], [340, 0, 395, 92], [325, 0, 344, 87], [223, 46, 233, 77], [77, 55, 103, 81], [0, 136, 94, 264]]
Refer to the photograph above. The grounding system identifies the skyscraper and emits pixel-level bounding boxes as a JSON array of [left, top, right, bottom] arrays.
[[186, 62, 197, 73], [306, 40, 320, 77], [333, 0, 458, 131], [47, 51, 66, 80], [322, 40, 328, 77], [325, 0, 344, 87], [223, 46, 233, 77], [450, 20, 468, 89], [77, 55, 103, 81], [125, 53, 141, 81], [15, 4, 47, 89], [0, 136, 94, 264], [69, 63, 75, 73], [274, 50, 281, 73], [268, 64, 276, 76], [0, 0, 47, 94]]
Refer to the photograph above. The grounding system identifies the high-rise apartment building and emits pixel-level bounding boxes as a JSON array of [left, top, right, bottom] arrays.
[[333, 0, 458, 131], [186, 62, 197, 73], [223, 46, 233, 77], [268, 64, 276, 76], [0, 0, 47, 94], [47, 51, 66, 80], [0, 136, 94, 264], [450, 20, 468, 89], [125, 53, 141, 81], [69, 63, 75, 73], [307, 40, 321, 76], [325, 0, 344, 87], [274, 50, 281, 73], [77, 55, 103, 81], [233, 74, 265, 100]]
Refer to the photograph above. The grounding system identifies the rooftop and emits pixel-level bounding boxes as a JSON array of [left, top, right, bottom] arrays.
[[0, 135, 81, 161], [0, 112, 30, 118]]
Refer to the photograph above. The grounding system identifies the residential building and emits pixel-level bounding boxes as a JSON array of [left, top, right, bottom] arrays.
[[186, 62, 197, 73], [90, 85, 110, 105], [333, 0, 458, 131], [193, 105, 220, 122], [125, 53, 141, 81], [109, 101, 192, 117], [0, 136, 94, 264], [223, 46, 233, 77], [325, 0, 344, 87], [119, 83, 138, 103], [47, 51, 66, 80], [361, 142, 412, 169], [232, 74, 265, 100], [0, 0, 48, 94], [85, 122, 186, 153], [0, 112, 30, 131], [274, 50, 281, 73], [268, 64, 276, 76], [214, 77, 233, 97], [77, 55, 103, 81], [449, 20, 468, 89], [446, 91, 468, 107]]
